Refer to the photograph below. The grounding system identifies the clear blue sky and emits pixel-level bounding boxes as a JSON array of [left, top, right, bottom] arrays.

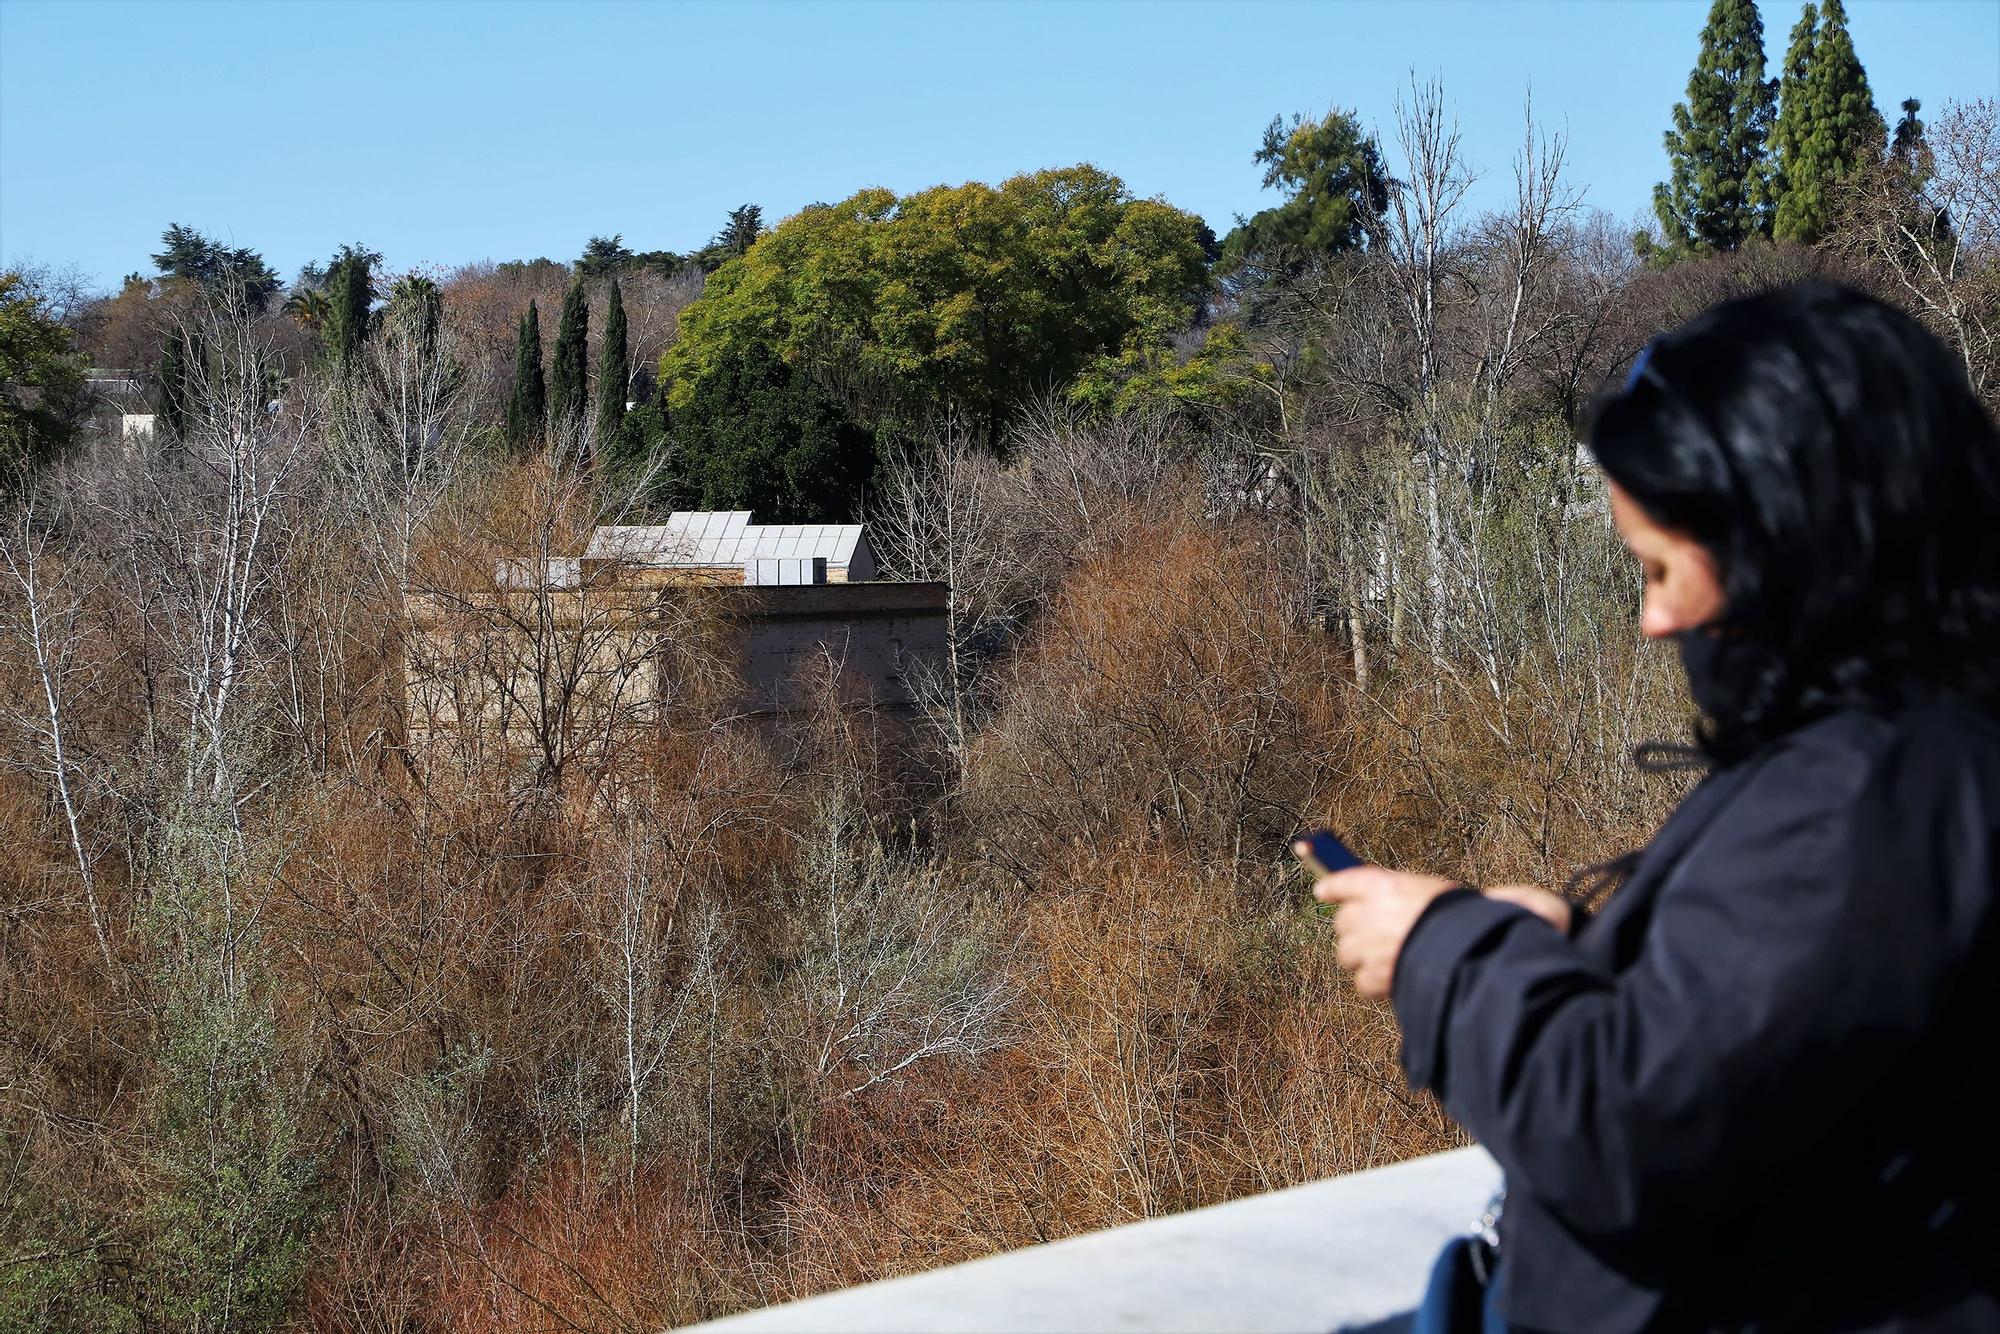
[[3, 0, 1995, 293]]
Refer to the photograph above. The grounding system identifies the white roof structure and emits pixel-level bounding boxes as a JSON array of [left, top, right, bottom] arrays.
[[588, 513, 878, 581]]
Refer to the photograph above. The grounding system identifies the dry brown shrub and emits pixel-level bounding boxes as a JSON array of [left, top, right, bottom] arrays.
[[963, 500, 1348, 885], [3, 421, 1693, 1330], [423, 1155, 754, 1333]]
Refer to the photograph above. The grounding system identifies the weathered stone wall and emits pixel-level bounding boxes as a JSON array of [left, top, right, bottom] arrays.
[[402, 581, 951, 767], [729, 583, 950, 716]]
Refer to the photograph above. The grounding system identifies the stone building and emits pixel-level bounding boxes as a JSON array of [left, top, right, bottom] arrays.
[[405, 512, 946, 771]]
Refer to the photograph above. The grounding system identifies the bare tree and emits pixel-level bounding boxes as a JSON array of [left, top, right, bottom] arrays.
[[776, 791, 1018, 1101], [870, 413, 1013, 762], [0, 492, 114, 970], [1375, 75, 1479, 654], [1832, 97, 2000, 404], [614, 266, 706, 402], [328, 275, 495, 602], [114, 296, 319, 810], [403, 432, 694, 801], [1468, 95, 1584, 432], [576, 801, 726, 1185]]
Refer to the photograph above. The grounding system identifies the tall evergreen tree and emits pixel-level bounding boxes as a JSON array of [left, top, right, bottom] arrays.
[[1770, 3, 1819, 233], [693, 206, 768, 271], [323, 249, 374, 376], [1772, 0, 1886, 242], [548, 277, 589, 430], [151, 223, 282, 311], [158, 327, 189, 442], [156, 325, 208, 444], [1654, 0, 1780, 254], [1891, 97, 1929, 178], [1220, 109, 1389, 273], [719, 205, 764, 258], [577, 235, 635, 278], [1810, 0, 1887, 163], [1881, 97, 1953, 263], [506, 302, 546, 450], [596, 278, 629, 446]]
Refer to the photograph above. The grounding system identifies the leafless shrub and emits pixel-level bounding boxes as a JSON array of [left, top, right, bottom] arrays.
[[1832, 97, 2000, 405]]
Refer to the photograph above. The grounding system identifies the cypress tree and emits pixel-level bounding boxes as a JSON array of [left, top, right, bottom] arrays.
[[324, 253, 373, 376], [548, 276, 589, 430], [1772, 0, 1886, 242], [1654, 0, 1780, 254], [596, 278, 629, 446], [159, 328, 189, 442], [506, 302, 546, 451]]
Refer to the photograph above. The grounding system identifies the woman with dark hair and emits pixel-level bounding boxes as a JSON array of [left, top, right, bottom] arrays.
[[1318, 284, 2000, 1331]]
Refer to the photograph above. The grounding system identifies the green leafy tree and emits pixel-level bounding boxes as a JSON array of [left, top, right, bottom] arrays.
[[0, 272, 88, 483], [1772, 0, 1887, 242], [548, 277, 590, 430], [506, 302, 546, 450], [496, 257, 567, 284], [630, 249, 686, 275], [150, 223, 282, 312], [596, 278, 629, 445], [1220, 109, 1389, 273], [662, 166, 1210, 449], [1654, 0, 1780, 254], [386, 274, 442, 354], [667, 340, 875, 521]]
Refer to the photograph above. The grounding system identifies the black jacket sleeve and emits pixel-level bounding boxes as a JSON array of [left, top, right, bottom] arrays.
[[1391, 713, 1994, 1243]]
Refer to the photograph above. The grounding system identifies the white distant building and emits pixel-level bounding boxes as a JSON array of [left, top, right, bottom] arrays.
[[586, 511, 880, 583]]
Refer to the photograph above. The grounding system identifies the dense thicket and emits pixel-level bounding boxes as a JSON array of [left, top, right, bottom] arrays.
[[2, 53, 1997, 1334]]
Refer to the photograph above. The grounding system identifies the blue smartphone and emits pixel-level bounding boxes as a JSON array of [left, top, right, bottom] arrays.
[[1293, 829, 1362, 876]]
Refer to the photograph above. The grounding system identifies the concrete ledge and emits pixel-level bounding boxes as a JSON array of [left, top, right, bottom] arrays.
[[683, 1147, 1499, 1333]]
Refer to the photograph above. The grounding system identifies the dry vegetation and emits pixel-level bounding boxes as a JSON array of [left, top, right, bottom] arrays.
[[3, 90, 1994, 1334]]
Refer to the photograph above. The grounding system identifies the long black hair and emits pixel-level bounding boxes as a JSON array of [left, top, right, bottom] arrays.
[[1588, 283, 2000, 764]]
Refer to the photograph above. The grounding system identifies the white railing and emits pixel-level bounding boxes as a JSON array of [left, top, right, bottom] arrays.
[[683, 1146, 1500, 1333]]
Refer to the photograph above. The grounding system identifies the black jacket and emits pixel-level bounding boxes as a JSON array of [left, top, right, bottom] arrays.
[[1393, 692, 2000, 1332]]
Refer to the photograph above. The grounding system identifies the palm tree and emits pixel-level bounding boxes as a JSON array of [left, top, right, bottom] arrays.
[[386, 274, 443, 356], [283, 286, 332, 330]]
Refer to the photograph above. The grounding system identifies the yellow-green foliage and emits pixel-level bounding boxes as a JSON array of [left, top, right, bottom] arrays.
[[661, 167, 1212, 438]]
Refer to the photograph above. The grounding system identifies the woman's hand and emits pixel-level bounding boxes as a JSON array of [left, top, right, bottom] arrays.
[[1483, 884, 1573, 935], [1313, 867, 1459, 1001]]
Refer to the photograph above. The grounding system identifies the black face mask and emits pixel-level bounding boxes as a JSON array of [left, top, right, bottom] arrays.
[[1675, 628, 1768, 722]]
